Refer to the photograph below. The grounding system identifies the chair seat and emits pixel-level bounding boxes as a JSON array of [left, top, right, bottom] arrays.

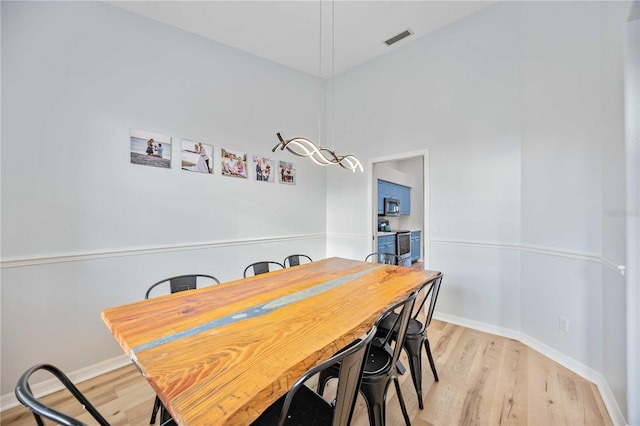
[[362, 345, 393, 376], [377, 313, 425, 336], [322, 340, 393, 378], [251, 381, 335, 425]]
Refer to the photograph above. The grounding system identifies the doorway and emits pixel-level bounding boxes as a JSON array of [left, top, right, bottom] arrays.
[[368, 150, 429, 268]]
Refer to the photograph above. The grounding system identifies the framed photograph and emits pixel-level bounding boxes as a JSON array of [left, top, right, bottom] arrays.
[[221, 148, 248, 178], [252, 155, 274, 182], [130, 129, 171, 169], [279, 161, 296, 185], [181, 139, 213, 174]]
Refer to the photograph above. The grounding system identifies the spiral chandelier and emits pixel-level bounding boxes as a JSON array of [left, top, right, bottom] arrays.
[[274, 0, 363, 173], [272, 132, 363, 172]]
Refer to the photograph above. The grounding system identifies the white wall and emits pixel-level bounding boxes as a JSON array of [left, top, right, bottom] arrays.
[[624, 14, 640, 426], [1, 1, 635, 421], [326, 1, 633, 422], [0, 1, 327, 395], [329, 0, 523, 332]]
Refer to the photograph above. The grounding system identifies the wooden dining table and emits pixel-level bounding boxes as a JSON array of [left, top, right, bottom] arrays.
[[101, 257, 441, 426]]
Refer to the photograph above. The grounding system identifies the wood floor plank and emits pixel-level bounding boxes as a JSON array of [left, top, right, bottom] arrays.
[[1, 322, 612, 426], [429, 321, 464, 370], [419, 325, 477, 425], [527, 345, 571, 426], [457, 333, 503, 425], [488, 337, 529, 425], [557, 371, 612, 426]]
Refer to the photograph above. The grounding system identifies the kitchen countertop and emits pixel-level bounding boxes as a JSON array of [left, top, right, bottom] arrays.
[[378, 230, 421, 236]]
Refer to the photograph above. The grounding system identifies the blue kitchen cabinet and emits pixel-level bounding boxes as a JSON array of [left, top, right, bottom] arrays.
[[390, 183, 400, 200], [380, 181, 394, 199], [377, 181, 393, 214], [398, 185, 411, 215], [410, 231, 421, 262], [378, 180, 411, 215], [377, 234, 396, 256], [376, 181, 386, 214]]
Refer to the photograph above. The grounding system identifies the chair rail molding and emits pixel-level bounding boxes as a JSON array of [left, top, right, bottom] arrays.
[[430, 237, 624, 276], [0, 233, 326, 269]]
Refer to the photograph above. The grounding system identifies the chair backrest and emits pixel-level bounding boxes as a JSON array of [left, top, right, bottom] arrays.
[[408, 273, 443, 327], [283, 254, 313, 268], [145, 274, 220, 299], [364, 252, 400, 265], [423, 273, 443, 328], [375, 291, 418, 370], [276, 326, 377, 426], [243, 261, 285, 278], [15, 363, 110, 426]]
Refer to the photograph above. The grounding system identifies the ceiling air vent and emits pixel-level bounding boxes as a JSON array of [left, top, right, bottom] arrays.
[[384, 29, 413, 46]]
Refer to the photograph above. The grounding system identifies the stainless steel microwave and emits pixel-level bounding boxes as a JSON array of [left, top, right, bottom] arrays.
[[384, 198, 400, 216]]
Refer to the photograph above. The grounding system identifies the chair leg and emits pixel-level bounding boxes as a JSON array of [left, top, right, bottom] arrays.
[[359, 380, 390, 426], [316, 368, 336, 395], [31, 413, 45, 426], [150, 396, 161, 424], [403, 335, 425, 409], [424, 338, 439, 382], [159, 404, 175, 426], [392, 375, 412, 426]]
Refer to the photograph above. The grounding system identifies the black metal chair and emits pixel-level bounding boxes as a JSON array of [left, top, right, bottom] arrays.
[[145, 274, 220, 424], [251, 326, 377, 426], [15, 363, 111, 426], [243, 261, 285, 278], [144, 274, 220, 299], [364, 252, 400, 265], [375, 273, 443, 410], [283, 254, 313, 268], [317, 291, 418, 426]]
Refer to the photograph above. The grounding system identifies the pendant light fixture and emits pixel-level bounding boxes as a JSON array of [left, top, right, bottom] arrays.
[[273, 0, 363, 173]]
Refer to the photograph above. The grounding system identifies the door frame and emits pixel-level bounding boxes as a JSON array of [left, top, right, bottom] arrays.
[[368, 149, 430, 268]]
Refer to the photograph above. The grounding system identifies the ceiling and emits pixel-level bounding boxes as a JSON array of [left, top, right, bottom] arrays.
[[108, 1, 497, 78]]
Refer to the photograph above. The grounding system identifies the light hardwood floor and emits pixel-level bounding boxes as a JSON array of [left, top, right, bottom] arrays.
[[2, 319, 611, 426]]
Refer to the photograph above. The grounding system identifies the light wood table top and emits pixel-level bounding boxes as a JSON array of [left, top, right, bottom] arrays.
[[101, 257, 440, 425]]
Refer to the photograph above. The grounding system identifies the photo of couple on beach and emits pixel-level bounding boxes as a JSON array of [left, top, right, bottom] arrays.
[[252, 155, 274, 182], [130, 128, 171, 169], [181, 140, 212, 174], [221, 148, 248, 178]]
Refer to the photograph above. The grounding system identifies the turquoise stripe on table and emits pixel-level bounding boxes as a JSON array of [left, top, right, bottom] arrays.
[[130, 264, 383, 362]]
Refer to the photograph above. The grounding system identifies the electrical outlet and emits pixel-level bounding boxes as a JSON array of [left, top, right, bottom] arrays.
[[559, 316, 569, 334]]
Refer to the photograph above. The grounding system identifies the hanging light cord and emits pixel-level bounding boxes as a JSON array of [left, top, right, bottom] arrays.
[[318, 0, 323, 145], [273, 0, 363, 173], [331, 0, 335, 152]]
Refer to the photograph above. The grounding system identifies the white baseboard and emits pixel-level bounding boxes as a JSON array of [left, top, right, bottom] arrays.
[[1, 354, 131, 412], [434, 312, 627, 426]]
